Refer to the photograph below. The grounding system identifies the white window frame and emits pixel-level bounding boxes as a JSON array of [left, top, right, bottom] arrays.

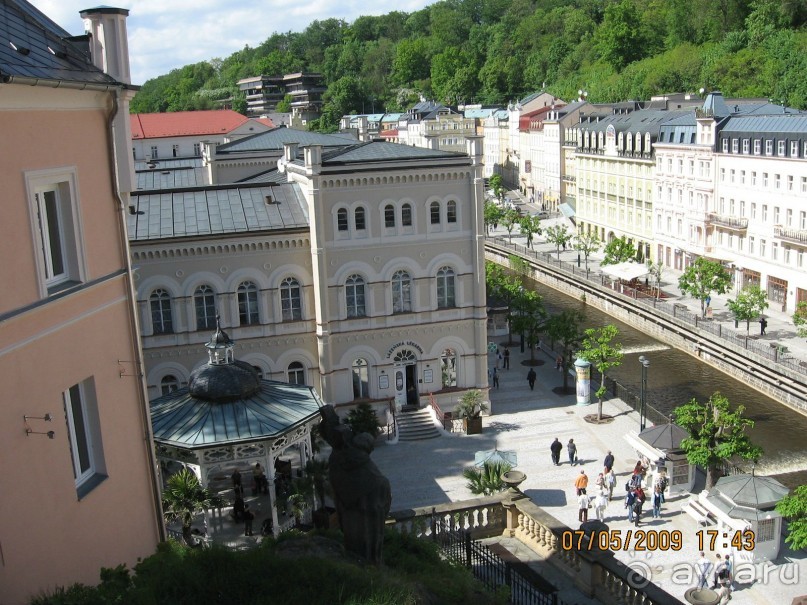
[[25, 167, 87, 297], [63, 378, 106, 495]]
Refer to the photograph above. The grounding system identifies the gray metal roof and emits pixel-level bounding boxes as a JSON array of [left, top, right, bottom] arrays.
[[236, 168, 289, 185], [721, 114, 807, 135], [638, 423, 689, 451], [150, 379, 323, 449], [320, 141, 466, 164], [136, 166, 209, 190], [135, 158, 204, 171], [0, 0, 116, 85], [216, 126, 356, 154], [712, 473, 789, 508], [128, 183, 308, 241], [703, 492, 774, 521], [578, 109, 689, 134]]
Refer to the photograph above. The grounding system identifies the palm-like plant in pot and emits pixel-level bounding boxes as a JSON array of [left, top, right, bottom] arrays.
[[455, 389, 488, 434]]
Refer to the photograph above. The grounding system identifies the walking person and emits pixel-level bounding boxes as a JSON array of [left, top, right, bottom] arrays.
[[555, 354, 563, 371], [606, 468, 617, 501], [243, 504, 254, 536], [654, 470, 669, 503], [760, 317, 767, 335], [492, 367, 500, 388], [632, 489, 644, 527], [567, 438, 578, 465], [594, 490, 608, 521], [577, 489, 589, 523], [550, 437, 562, 466], [695, 552, 712, 589], [652, 485, 663, 518], [595, 472, 605, 492], [574, 469, 588, 495], [503, 347, 510, 370], [625, 487, 636, 522], [495, 349, 502, 369], [712, 554, 726, 589], [603, 451, 614, 473], [527, 368, 536, 390]]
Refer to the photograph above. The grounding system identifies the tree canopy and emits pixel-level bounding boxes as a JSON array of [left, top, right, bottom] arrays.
[[674, 392, 762, 488], [577, 324, 623, 421], [130, 0, 807, 118], [677, 258, 733, 317]]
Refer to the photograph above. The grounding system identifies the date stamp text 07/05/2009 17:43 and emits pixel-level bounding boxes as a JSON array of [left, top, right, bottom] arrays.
[[559, 529, 756, 552]]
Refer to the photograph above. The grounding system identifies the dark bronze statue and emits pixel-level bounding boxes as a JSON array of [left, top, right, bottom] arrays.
[[319, 404, 392, 564]]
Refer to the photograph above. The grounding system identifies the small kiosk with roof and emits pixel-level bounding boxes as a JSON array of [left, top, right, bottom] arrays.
[[624, 422, 696, 495], [150, 318, 323, 536]]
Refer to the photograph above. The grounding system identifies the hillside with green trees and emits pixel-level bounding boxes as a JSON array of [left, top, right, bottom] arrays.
[[130, 0, 807, 131]]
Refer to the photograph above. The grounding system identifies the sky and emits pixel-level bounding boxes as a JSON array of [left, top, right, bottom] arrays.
[[30, 0, 433, 84]]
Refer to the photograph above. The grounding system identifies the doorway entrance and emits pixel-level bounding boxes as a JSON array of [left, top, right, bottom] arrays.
[[393, 349, 419, 409]]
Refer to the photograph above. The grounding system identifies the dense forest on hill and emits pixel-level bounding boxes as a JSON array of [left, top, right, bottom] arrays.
[[130, 0, 807, 130]]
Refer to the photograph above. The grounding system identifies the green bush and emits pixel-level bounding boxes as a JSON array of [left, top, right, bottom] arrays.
[[346, 402, 381, 437]]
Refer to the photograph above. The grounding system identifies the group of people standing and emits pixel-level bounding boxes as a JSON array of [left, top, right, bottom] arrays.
[[696, 551, 734, 603]]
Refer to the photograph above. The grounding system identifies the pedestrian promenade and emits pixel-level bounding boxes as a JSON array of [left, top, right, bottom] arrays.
[[372, 341, 806, 605]]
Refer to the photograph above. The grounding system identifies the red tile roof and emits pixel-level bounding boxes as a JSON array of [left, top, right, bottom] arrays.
[[130, 110, 272, 139]]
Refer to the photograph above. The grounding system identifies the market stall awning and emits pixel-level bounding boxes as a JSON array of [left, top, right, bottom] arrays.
[[558, 203, 575, 218], [600, 261, 650, 281]]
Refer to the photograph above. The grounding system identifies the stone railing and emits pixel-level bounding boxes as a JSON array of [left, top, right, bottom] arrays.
[[507, 497, 678, 605], [707, 213, 748, 230], [774, 225, 807, 244], [387, 495, 507, 539]]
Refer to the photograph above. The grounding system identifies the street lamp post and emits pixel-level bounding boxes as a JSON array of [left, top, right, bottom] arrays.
[[639, 355, 650, 431]]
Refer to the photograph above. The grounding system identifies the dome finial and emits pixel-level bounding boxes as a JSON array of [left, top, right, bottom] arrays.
[[205, 313, 234, 365]]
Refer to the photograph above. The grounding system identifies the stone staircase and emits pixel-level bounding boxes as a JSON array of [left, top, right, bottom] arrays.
[[396, 406, 441, 441]]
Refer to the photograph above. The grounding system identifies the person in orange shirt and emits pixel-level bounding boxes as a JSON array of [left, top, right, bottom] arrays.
[[574, 469, 588, 495]]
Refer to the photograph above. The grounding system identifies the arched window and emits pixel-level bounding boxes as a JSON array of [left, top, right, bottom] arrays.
[[160, 375, 180, 396], [391, 270, 412, 313], [354, 207, 366, 231], [280, 277, 302, 321], [337, 208, 349, 231], [150, 289, 173, 334], [345, 274, 366, 318], [436, 266, 455, 308], [287, 361, 305, 385], [430, 201, 441, 224], [237, 281, 259, 325], [401, 203, 412, 226], [352, 358, 369, 399], [447, 200, 457, 223], [194, 285, 216, 330], [384, 204, 395, 228], [440, 349, 457, 388]]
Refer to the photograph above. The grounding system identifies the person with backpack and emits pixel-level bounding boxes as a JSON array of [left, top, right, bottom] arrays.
[[632, 487, 645, 527], [625, 487, 636, 522]]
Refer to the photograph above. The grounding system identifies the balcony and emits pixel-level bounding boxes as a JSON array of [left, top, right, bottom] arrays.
[[775, 226, 807, 245], [707, 213, 748, 231]]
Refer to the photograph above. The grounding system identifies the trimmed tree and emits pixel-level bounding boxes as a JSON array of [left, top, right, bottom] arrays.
[[509, 289, 548, 363], [647, 260, 664, 299], [546, 310, 584, 392], [674, 392, 763, 488], [601, 235, 636, 266], [489, 174, 504, 199], [483, 200, 504, 235], [501, 207, 521, 243], [726, 285, 769, 333], [545, 224, 573, 260], [793, 301, 807, 339], [519, 215, 543, 249], [776, 485, 807, 550], [577, 325, 623, 421], [574, 231, 601, 275], [677, 257, 732, 317]]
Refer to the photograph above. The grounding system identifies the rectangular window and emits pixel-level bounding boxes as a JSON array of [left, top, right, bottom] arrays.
[[720, 168, 725, 182], [749, 237, 755, 254], [786, 209, 792, 226], [740, 170, 745, 184], [150, 146, 158, 159], [758, 518, 775, 542], [64, 378, 106, 496], [751, 171, 757, 186], [778, 140, 786, 156], [801, 211, 806, 229], [742, 139, 749, 154], [721, 139, 729, 153], [731, 139, 738, 153], [788, 175, 794, 191], [763, 173, 769, 187], [760, 239, 767, 257], [775, 174, 781, 190], [765, 140, 773, 155], [773, 242, 778, 260], [791, 141, 799, 157], [193, 143, 201, 156], [754, 140, 761, 155], [26, 169, 85, 296], [751, 203, 757, 219], [774, 207, 780, 224], [172, 144, 179, 158], [762, 205, 768, 222], [730, 169, 735, 183], [740, 201, 745, 216], [689, 160, 694, 175]]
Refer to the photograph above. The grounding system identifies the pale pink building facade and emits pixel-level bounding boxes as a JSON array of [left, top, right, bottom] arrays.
[[0, 4, 162, 603]]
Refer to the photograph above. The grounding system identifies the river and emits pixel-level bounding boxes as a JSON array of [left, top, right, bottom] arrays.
[[529, 278, 807, 490]]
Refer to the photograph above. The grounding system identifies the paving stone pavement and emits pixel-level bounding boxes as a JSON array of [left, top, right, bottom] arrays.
[[372, 342, 807, 605]]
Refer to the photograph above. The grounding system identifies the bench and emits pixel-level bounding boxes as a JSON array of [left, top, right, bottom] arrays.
[[682, 498, 715, 526]]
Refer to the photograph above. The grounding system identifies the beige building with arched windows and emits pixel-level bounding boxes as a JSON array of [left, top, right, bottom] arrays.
[[129, 134, 489, 415]]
